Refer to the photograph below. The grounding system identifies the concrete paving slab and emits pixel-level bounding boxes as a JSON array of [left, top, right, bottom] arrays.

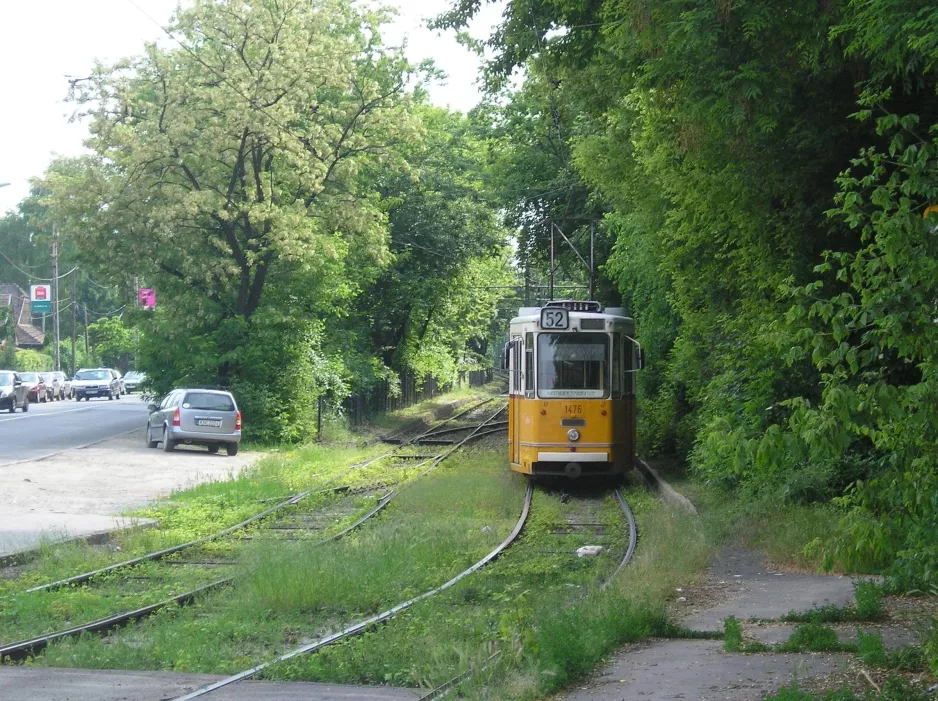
[[682, 548, 860, 632], [559, 639, 850, 701], [744, 623, 921, 649], [0, 512, 156, 560], [0, 667, 423, 701]]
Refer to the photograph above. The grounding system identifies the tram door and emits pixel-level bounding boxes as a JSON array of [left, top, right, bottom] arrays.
[[509, 336, 522, 466]]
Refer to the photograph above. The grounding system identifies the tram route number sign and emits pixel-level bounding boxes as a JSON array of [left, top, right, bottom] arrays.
[[540, 307, 569, 330]]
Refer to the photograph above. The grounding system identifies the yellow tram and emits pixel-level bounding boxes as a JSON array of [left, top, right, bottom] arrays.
[[506, 300, 643, 478]]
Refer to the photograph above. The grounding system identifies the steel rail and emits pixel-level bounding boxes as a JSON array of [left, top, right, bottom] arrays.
[[377, 397, 495, 445], [417, 418, 507, 439], [0, 408, 509, 661], [602, 488, 638, 587], [0, 579, 230, 662], [320, 405, 507, 543], [21, 486, 350, 595], [170, 482, 534, 701], [15, 402, 496, 597], [416, 484, 638, 699]]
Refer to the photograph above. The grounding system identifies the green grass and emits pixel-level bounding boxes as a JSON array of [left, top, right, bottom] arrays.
[[765, 678, 935, 701], [36, 447, 524, 673], [781, 582, 885, 624], [257, 470, 724, 700]]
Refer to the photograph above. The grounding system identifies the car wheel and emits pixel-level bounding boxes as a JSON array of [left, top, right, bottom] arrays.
[[207, 445, 219, 454], [146, 426, 158, 449], [162, 427, 176, 452], [226, 443, 239, 457]]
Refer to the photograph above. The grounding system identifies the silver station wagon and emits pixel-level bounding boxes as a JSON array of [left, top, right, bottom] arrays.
[[146, 388, 242, 455]]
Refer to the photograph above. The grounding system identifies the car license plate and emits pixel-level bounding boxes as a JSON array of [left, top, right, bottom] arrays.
[[197, 419, 222, 427], [87, 390, 98, 394]]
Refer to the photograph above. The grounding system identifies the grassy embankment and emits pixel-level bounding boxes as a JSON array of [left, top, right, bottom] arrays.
[[0, 389, 493, 645]]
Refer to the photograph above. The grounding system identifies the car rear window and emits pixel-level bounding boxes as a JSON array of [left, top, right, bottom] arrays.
[[19, 373, 39, 382], [183, 392, 235, 411]]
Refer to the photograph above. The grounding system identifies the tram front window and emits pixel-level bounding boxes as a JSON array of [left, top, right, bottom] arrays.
[[537, 333, 609, 398]]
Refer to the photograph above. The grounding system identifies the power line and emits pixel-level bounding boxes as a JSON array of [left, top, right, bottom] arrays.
[[82, 271, 114, 290], [85, 304, 127, 318], [0, 248, 77, 282]]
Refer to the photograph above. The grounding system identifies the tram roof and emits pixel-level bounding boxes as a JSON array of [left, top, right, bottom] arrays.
[[510, 305, 634, 326]]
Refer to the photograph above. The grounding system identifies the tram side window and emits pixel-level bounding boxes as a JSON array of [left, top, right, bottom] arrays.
[[525, 333, 535, 397], [626, 338, 635, 396], [612, 333, 622, 399], [511, 339, 523, 394]]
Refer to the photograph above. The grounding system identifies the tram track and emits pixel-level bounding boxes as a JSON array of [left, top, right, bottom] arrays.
[[405, 483, 638, 699], [0, 401, 509, 663], [169, 481, 635, 700]]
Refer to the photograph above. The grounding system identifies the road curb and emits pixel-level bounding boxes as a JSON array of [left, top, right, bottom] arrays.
[[636, 458, 699, 516], [0, 519, 158, 569]]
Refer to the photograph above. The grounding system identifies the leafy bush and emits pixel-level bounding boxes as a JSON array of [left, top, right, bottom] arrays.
[[14, 349, 53, 371]]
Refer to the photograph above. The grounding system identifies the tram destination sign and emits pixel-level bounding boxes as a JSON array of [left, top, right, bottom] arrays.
[[540, 307, 569, 330]]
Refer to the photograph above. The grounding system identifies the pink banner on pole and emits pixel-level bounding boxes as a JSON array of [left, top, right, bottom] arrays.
[[138, 288, 156, 309]]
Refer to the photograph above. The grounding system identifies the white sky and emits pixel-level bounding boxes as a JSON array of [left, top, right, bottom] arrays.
[[0, 0, 503, 215]]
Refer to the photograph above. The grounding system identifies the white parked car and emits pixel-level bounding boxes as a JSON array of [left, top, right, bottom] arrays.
[[72, 368, 122, 401]]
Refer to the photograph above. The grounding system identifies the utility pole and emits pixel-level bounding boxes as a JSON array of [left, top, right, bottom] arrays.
[[83, 304, 89, 359], [52, 228, 60, 371], [71, 271, 77, 377]]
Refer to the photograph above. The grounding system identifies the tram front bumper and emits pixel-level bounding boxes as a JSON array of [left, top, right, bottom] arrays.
[[536, 452, 608, 462]]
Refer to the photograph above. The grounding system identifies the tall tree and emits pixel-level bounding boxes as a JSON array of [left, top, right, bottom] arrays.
[[39, 0, 422, 440]]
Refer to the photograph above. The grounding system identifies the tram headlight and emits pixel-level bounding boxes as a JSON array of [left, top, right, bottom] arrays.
[[567, 429, 580, 442]]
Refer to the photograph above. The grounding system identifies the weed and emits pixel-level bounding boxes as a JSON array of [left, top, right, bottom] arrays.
[[779, 622, 853, 653], [857, 629, 926, 671], [724, 616, 742, 652], [781, 581, 884, 624], [765, 678, 935, 700], [854, 581, 885, 620], [923, 617, 938, 675]]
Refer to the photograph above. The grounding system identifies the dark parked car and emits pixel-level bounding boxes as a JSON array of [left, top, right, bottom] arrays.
[[0, 371, 29, 413], [146, 388, 241, 455], [123, 371, 146, 393], [17, 372, 47, 403]]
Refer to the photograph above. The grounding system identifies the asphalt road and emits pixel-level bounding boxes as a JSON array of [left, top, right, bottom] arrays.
[[0, 394, 148, 465]]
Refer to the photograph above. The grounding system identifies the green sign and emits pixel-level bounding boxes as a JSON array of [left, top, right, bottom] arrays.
[[31, 300, 51, 313]]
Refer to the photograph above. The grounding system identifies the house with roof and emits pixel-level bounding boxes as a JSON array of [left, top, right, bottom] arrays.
[[0, 283, 46, 349]]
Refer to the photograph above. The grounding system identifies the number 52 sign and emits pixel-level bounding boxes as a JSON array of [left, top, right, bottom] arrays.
[[540, 307, 569, 329]]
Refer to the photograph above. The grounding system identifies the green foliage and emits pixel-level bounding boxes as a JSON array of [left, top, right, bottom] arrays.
[[87, 316, 133, 370], [13, 348, 52, 372], [445, 0, 938, 591]]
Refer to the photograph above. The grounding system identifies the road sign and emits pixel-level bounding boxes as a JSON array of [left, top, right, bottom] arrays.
[[30, 284, 51, 313]]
